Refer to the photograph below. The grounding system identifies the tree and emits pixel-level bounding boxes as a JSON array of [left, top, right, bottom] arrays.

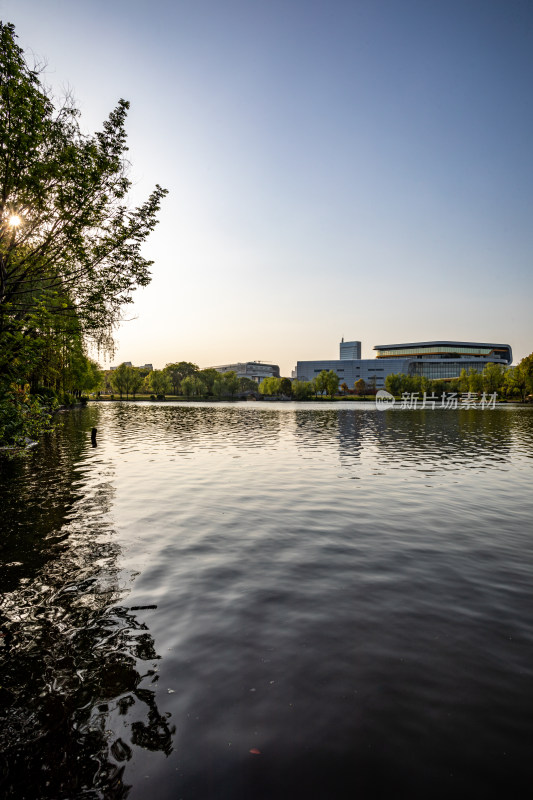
[[109, 363, 142, 399], [292, 380, 313, 400], [482, 362, 506, 394], [503, 355, 533, 402], [212, 377, 225, 398], [315, 371, 329, 396], [68, 355, 104, 396], [354, 378, 367, 397], [326, 370, 339, 397], [340, 382, 349, 395], [430, 379, 447, 399], [238, 376, 258, 394], [223, 371, 240, 398], [212, 371, 240, 398], [0, 382, 53, 448], [419, 375, 430, 394], [259, 376, 282, 396], [110, 363, 133, 399], [0, 23, 167, 392], [199, 368, 220, 396], [468, 368, 483, 394], [517, 353, 533, 399], [181, 374, 205, 398], [258, 377, 269, 395], [146, 369, 171, 398], [280, 377, 292, 397], [193, 376, 207, 396], [180, 375, 194, 398], [458, 368, 469, 393], [129, 368, 144, 399], [164, 362, 199, 395]]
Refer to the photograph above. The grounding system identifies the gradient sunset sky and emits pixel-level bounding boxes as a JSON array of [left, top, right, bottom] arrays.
[[1, 0, 532, 374]]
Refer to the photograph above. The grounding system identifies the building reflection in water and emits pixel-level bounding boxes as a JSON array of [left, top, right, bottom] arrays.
[[370, 406, 513, 470], [322, 406, 514, 474]]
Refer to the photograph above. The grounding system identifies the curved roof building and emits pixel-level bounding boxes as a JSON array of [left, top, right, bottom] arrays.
[[374, 341, 512, 381], [296, 339, 512, 388]]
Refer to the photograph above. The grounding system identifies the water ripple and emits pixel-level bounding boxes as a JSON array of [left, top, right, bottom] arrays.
[[1, 402, 532, 798]]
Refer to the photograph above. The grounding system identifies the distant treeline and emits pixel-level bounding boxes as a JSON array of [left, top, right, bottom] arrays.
[[105, 362, 258, 399], [385, 358, 533, 402], [260, 359, 533, 401]]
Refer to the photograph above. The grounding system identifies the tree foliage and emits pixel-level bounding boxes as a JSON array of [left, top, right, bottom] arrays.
[[280, 377, 292, 397], [384, 359, 533, 400], [0, 22, 166, 435], [354, 378, 366, 397], [145, 369, 171, 398], [110, 364, 143, 399], [222, 371, 240, 397], [211, 371, 239, 398], [313, 370, 339, 397], [482, 362, 506, 394], [164, 362, 199, 395], [292, 380, 313, 400], [199, 368, 219, 395], [258, 376, 282, 396], [508, 354, 533, 401], [181, 374, 206, 398], [0, 382, 53, 449]]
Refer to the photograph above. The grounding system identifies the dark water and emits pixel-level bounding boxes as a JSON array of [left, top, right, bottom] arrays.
[[1, 402, 532, 799]]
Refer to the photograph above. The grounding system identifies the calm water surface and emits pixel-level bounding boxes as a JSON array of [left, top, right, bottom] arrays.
[[1, 402, 532, 799]]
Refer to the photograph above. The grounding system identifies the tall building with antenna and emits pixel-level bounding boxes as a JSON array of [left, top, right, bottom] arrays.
[[339, 338, 361, 360]]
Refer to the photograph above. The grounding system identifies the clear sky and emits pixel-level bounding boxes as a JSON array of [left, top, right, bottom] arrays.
[[1, 0, 532, 373]]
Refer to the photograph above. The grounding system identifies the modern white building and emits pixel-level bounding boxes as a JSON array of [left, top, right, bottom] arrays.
[[296, 355, 392, 389], [295, 339, 512, 390], [209, 361, 280, 383]]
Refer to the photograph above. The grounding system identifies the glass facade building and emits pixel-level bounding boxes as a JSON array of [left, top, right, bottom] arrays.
[[340, 339, 361, 360], [374, 341, 512, 380], [296, 340, 512, 389], [374, 341, 512, 362]]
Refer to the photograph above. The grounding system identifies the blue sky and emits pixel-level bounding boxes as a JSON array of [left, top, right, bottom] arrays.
[[1, 0, 532, 373]]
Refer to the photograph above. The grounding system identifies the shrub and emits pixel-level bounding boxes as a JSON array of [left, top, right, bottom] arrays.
[[0, 383, 53, 451], [34, 386, 57, 401]]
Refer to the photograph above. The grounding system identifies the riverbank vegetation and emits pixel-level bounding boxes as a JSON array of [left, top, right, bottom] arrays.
[[385, 356, 533, 402], [103, 362, 258, 400], [0, 23, 166, 449], [259, 370, 340, 399], [79, 355, 533, 406]]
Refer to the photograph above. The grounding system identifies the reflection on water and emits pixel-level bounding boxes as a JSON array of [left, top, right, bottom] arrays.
[[0, 409, 173, 799], [296, 406, 517, 471], [1, 402, 532, 798]]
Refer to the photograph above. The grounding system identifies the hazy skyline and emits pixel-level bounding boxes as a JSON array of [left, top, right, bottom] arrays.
[[1, 0, 532, 374]]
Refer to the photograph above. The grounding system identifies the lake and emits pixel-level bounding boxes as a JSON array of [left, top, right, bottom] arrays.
[[1, 401, 532, 799]]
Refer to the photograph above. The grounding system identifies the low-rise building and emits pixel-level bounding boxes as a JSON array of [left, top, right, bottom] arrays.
[[209, 361, 280, 383]]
